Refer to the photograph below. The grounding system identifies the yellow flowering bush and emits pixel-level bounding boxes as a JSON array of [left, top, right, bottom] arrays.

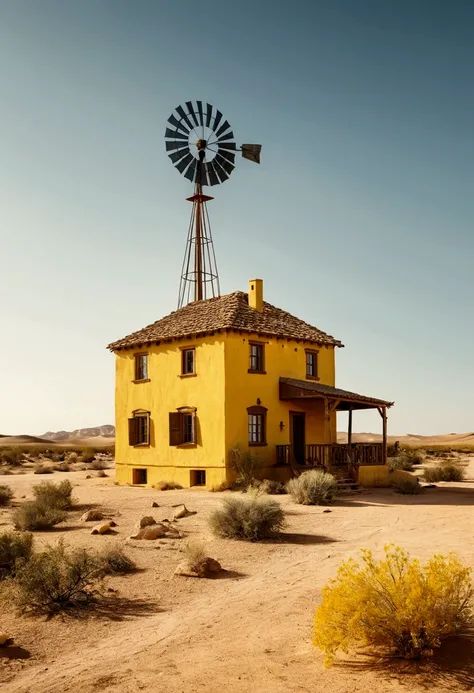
[[314, 545, 473, 665]]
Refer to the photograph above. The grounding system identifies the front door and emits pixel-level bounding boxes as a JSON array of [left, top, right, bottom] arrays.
[[290, 412, 306, 465]]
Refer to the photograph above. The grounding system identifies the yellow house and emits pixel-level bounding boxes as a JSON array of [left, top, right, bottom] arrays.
[[107, 279, 393, 488]]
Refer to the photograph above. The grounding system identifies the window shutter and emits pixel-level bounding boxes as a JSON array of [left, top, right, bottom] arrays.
[[169, 412, 183, 446], [128, 417, 139, 446], [191, 413, 197, 444]]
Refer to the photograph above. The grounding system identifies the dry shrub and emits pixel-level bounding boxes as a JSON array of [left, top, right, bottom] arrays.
[[99, 545, 136, 575], [155, 481, 183, 491], [393, 476, 422, 494], [424, 463, 465, 483], [182, 540, 208, 574], [209, 496, 285, 541], [33, 463, 53, 475], [0, 469, 13, 475], [0, 485, 14, 507], [66, 451, 79, 464], [230, 447, 263, 488], [210, 480, 232, 492], [53, 462, 71, 472], [80, 448, 96, 464], [258, 479, 287, 495], [96, 470, 107, 478], [287, 470, 337, 505], [389, 449, 425, 472], [314, 545, 473, 665], [13, 501, 67, 531], [15, 539, 102, 615], [0, 449, 24, 467], [33, 479, 74, 509], [0, 531, 33, 578]]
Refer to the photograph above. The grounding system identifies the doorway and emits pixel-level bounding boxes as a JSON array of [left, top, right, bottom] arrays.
[[290, 412, 306, 465]]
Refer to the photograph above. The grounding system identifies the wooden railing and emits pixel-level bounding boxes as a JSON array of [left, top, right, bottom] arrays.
[[275, 443, 384, 468]]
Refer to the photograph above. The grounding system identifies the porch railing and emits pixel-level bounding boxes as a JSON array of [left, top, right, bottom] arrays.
[[275, 443, 384, 468]]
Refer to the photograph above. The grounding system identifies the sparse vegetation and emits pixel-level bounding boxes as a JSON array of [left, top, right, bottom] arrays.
[[80, 448, 96, 464], [209, 495, 285, 541], [423, 463, 465, 483], [0, 449, 24, 467], [155, 480, 183, 491], [34, 463, 54, 474], [210, 480, 233, 492], [257, 479, 287, 495], [392, 476, 422, 494], [287, 470, 337, 505], [15, 540, 102, 615], [182, 540, 208, 574], [53, 462, 71, 472], [313, 545, 474, 665], [0, 531, 33, 579], [66, 451, 79, 464], [99, 545, 136, 575], [90, 459, 107, 470], [13, 501, 67, 531], [230, 447, 263, 488], [33, 479, 75, 509], [0, 484, 14, 507]]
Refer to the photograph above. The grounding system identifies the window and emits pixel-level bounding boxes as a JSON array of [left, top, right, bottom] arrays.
[[305, 349, 319, 379], [247, 405, 267, 446], [132, 468, 147, 485], [249, 342, 265, 373], [128, 411, 150, 446], [169, 407, 197, 445], [190, 470, 206, 486], [181, 348, 195, 375], [134, 353, 149, 382]]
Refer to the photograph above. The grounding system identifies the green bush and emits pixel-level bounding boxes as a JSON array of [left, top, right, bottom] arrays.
[[13, 501, 67, 531], [287, 470, 337, 505], [209, 495, 285, 541], [423, 463, 465, 483], [15, 539, 102, 615], [0, 531, 33, 579], [99, 546, 136, 575], [393, 476, 422, 494], [33, 479, 74, 509], [0, 485, 14, 507]]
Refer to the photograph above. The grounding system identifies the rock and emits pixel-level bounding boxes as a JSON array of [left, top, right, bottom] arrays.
[[91, 521, 116, 535], [173, 504, 196, 520], [323, 509, 332, 513], [174, 557, 222, 578], [139, 516, 156, 528], [86, 475, 92, 479], [130, 524, 169, 540], [81, 510, 105, 522], [0, 633, 12, 646], [151, 501, 159, 508]]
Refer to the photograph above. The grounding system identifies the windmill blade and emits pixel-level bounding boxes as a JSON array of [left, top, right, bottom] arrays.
[[175, 152, 194, 174], [186, 101, 199, 127], [205, 161, 220, 186], [217, 130, 235, 143], [215, 119, 231, 138], [176, 105, 194, 131], [215, 153, 235, 176], [205, 103, 213, 127], [218, 149, 235, 164], [242, 144, 262, 164], [212, 158, 230, 183], [168, 146, 190, 163], [167, 114, 190, 135], [184, 158, 198, 182], [217, 141, 237, 151], [165, 127, 188, 141], [166, 139, 190, 152], [213, 110, 223, 133], [196, 101, 204, 126]]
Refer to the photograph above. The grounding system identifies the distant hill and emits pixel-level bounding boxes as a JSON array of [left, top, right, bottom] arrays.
[[40, 425, 115, 442]]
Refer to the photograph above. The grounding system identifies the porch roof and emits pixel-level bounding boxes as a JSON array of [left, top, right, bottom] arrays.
[[279, 377, 394, 411]]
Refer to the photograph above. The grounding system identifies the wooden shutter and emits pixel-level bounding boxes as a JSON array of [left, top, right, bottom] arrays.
[[169, 412, 183, 446], [128, 417, 139, 446]]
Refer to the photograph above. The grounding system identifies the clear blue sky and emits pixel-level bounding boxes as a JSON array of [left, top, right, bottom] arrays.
[[0, 1, 473, 436]]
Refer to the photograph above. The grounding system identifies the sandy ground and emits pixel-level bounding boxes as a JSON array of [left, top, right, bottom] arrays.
[[1, 458, 474, 693]]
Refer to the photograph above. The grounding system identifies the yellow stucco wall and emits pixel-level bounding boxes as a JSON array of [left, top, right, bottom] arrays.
[[357, 466, 416, 488], [114, 335, 227, 488]]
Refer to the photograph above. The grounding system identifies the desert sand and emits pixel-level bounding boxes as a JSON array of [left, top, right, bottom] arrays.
[[1, 456, 474, 693]]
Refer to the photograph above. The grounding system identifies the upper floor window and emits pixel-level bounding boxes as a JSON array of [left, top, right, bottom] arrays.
[[247, 405, 267, 446], [169, 407, 197, 446], [181, 348, 195, 375], [305, 349, 319, 380], [249, 342, 265, 373], [128, 410, 150, 446], [134, 353, 149, 382]]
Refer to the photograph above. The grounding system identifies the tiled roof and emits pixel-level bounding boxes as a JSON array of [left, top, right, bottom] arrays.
[[280, 377, 394, 409], [107, 291, 343, 351]]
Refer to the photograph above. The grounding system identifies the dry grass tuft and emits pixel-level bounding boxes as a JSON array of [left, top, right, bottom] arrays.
[[423, 463, 465, 483], [0, 484, 14, 507], [0, 531, 33, 579], [99, 545, 136, 575], [13, 501, 67, 531], [209, 495, 285, 541], [287, 470, 337, 505], [154, 481, 183, 491]]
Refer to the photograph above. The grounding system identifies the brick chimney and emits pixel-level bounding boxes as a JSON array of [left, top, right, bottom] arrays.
[[248, 279, 263, 312]]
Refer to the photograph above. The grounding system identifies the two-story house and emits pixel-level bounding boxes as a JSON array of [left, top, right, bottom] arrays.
[[107, 279, 393, 488]]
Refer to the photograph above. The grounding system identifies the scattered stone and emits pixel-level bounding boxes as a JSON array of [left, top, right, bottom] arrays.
[[80, 510, 105, 522], [130, 524, 168, 540], [151, 501, 160, 508], [174, 557, 222, 578], [421, 483, 437, 489], [173, 504, 196, 520], [323, 509, 332, 513], [0, 633, 12, 646], [85, 475, 92, 479], [139, 516, 156, 528], [91, 521, 116, 535]]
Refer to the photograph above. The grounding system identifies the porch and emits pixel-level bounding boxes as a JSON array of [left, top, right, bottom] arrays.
[[275, 442, 384, 469]]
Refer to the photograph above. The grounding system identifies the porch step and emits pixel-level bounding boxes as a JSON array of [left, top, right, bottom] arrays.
[[336, 479, 361, 492]]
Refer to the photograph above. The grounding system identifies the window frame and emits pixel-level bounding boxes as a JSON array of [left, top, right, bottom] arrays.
[[180, 347, 196, 377], [247, 404, 268, 446], [305, 349, 319, 380], [133, 352, 150, 383], [248, 341, 266, 374], [128, 410, 151, 447], [169, 407, 197, 446]]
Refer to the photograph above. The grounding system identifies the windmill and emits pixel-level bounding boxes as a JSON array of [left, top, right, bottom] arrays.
[[165, 101, 262, 308]]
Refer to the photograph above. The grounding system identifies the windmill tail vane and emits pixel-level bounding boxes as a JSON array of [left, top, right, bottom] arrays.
[[165, 101, 261, 308]]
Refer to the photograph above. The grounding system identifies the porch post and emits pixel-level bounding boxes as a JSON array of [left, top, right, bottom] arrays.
[[382, 407, 387, 465], [347, 406, 353, 463]]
